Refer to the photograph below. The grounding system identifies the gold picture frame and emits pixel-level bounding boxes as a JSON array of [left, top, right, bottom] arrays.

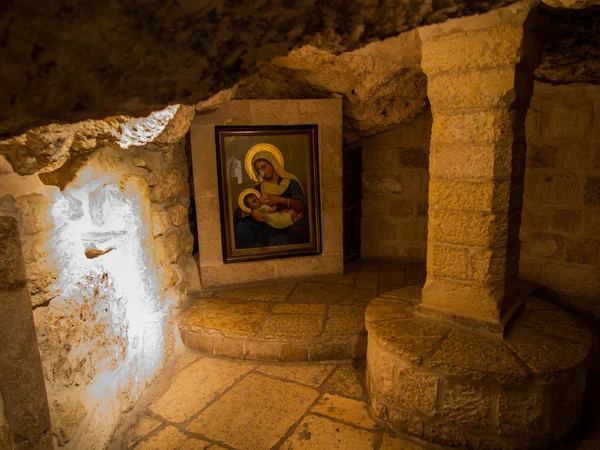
[[215, 125, 322, 263]]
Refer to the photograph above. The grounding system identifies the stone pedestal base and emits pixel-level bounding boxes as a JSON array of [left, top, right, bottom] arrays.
[[366, 287, 591, 449]]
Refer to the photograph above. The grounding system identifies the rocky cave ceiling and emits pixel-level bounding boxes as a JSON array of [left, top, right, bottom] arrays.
[[1, 0, 599, 176]]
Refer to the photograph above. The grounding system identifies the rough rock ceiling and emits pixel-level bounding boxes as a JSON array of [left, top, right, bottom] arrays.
[[534, 5, 600, 85], [1, 0, 518, 138], [200, 31, 428, 143]]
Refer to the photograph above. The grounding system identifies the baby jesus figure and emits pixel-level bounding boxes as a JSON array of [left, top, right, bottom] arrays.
[[240, 189, 303, 229]]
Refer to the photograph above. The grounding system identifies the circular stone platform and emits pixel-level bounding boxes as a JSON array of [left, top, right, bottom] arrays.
[[365, 286, 592, 449], [178, 260, 426, 361]]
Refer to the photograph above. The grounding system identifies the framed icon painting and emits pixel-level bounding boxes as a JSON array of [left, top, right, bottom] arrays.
[[215, 125, 321, 263]]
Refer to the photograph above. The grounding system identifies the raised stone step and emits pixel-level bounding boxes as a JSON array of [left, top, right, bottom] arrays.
[[178, 261, 427, 361], [365, 286, 592, 449]]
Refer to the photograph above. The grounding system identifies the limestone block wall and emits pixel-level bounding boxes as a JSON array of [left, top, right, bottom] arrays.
[[520, 83, 600, 316], [0, 128, 198, 448], [360, 111, 431, 261]]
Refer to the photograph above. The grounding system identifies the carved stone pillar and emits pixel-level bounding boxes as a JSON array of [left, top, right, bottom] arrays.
[[418, 1, 542, 332]]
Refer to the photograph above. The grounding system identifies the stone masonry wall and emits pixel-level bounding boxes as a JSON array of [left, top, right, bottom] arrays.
[[0, 118, 199, 448], [520, 82, 600, 316], [360, 110, 431, 261]]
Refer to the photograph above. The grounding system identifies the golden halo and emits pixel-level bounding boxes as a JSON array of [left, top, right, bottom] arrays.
[[238, 188, 261, 214], [244, 143, 284, 182]]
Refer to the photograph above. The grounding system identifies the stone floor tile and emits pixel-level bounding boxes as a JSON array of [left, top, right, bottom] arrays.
[[365, 298, 409, 323], [260, 314, 323, 339], [135, 426, 212, 450], [187, 373, 318, 450], [281, 414, 375, 449], [173, 353, 200, 373], [256, 363, 336, 387], [323, 305, 366, 336], [178, 300, 268, 337], [312, 394, 376, 430], [506, 325, 590, 376], [521, 309, 591, 344], [367, 317, 447, 364], [430, 329, 527, 384], [215, 282, 297, 302], [127, 416, 161, 447], [380, 433, 425, 450], [356, 271, 379, 290], [380, 285, 422, 303], [291, 282, 376, 306], [148, 358, 253, 423], [272, 303, 327, 315], [323, 364, 364, 400]]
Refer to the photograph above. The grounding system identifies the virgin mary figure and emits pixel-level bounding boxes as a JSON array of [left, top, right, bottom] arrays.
[[234, 143, 310, 248]]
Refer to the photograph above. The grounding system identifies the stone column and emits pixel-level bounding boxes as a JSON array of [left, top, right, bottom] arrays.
[[0, 196, 52, 449], [418, 1, 543, 332]]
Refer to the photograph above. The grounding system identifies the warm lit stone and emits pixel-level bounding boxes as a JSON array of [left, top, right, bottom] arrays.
[[498, 388, 547, 435], [260, 314, 323, 340], [323, 305, 366, 336], [135, 426, 212, 450], [281, 414, 375, 450], [291, 282, 375, 305], [506, 325, 589, 378], [380, 433, 423, 450], [163, 229, 182, 264], [168, 203, 188, 227], [430, 244, 469, 280], [151, 210, 171, 237], [158, 266, 178, 289], [271, 303, 327, 315], [187, 374, 317, 450], [126, 416, 161, 448], [323, 365, 364, 400], [365, 298, 409, 323], [441, 381, 490, 428], [429, 330, 527, 384], [149, 358, 253, 423], [17, 193, 53, 235], [255, 364, 335, 387], [312, 394, 376, 429], [367, 315, 446, 364], [149, 169, 184, 204], [217, 282, 296, 302], [179, 300, 268, 338]]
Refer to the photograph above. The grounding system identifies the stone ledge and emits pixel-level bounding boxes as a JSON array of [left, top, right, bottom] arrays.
[[366, 286, 591, 448]]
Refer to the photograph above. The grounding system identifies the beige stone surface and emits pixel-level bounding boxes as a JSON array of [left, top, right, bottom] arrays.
[[272, 303, 327, 314], [429, 330, 527, 384], [260, 314, 323, 340], [17, 193, 53, 235], [256, 364, 335, 387], [178, 300, 268, 337], [126, 416, 161, 447], [365, 298, 409, 323], [380, 433, 424, 450], [441, 381, 490, 428], [187, 373, 318, 450], [323, 365, 364, 400], [217, 282, 297, 302], [149, 358, 253, 423], [312, 394, 376, 430], [323, 305, 366, 336], [173, 353, 200, 373], [506, 325, 589, 376], [381, 285, 422, 303], [136, 426, 213, 450], [282, 414, 375, 450], [291, 282, 376, 305], [367, 317, 446, 364]]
